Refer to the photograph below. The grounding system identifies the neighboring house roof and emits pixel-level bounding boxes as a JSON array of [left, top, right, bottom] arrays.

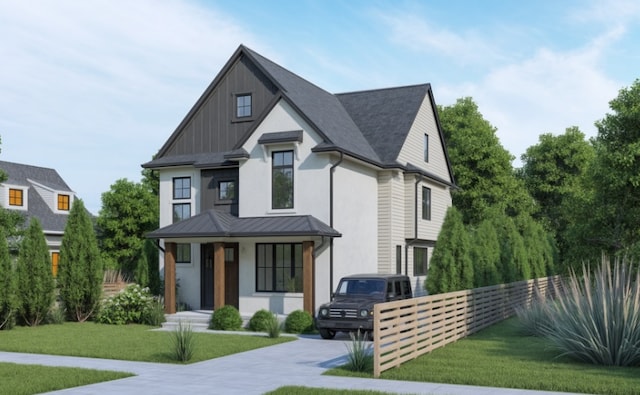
[[147, 209, 341, 239], [0, 160, 74, 233]]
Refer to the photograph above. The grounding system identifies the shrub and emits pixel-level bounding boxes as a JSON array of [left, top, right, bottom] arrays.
[[265, 313, 282, 338], [209, 305, 243, 331], [45, 305, 66, 325], [248, 309, 274, 332], [345, 330, 373, 372], [96, 284, 154, 325], [170, 321, 195, 362], [284, 310, 313, 333], [542, 259, 640, 366], [0, 227, 18, 330]]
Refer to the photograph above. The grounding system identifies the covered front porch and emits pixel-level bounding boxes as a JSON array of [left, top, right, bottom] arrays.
[[147, 209, 341, 316]]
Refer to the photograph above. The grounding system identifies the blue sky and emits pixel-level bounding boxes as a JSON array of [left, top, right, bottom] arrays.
[[0, 0, 638, 214]]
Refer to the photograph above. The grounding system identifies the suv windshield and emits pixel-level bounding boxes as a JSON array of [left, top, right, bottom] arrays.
[[335, 279, 386, 298]]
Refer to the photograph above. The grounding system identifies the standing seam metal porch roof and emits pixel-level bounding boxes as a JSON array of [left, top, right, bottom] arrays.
[[146, 209, 341, 239]]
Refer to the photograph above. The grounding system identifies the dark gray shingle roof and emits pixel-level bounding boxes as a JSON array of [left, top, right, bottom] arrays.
[[147, 209, 341, 239]]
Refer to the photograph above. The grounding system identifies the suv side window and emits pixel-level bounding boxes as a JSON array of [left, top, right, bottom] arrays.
[[402, 279, 412, 297], [386, 281, 395, 297]]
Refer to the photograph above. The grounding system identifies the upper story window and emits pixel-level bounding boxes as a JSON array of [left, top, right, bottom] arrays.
[[422, 186, 431, 221], [173, 177, 191, 199], [58, 194, 70, 211], [9, 188, 23, 206], [272, 150, 294, 209], [236, 94, 252, 118], [424, 134, 429, 162], [218, 180, 236, 201], [173, 203, 191, 223]]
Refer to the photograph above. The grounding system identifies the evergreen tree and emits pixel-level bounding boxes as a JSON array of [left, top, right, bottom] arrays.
[[426, 207, 472, 294], [0, 227, 18, 329], [493, 214, 528, 283], [471, 219, 501, 287], [58, 199, 103, 322], [16, 218, 54, 326]]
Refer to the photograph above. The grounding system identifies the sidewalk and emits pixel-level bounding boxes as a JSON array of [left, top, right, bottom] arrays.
[[0, 332, 585, 395]]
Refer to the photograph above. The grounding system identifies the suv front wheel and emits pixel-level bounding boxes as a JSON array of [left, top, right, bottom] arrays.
[[319, 328, 336, 339]]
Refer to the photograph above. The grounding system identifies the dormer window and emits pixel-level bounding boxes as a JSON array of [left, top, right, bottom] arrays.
[[236, 94, 252, 118], [58, 194, 70, 211], [9, 188, 24, 206]]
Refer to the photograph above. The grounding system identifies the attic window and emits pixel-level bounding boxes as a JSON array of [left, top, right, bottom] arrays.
[[424, 134, 429, 162], [58, 194, 70, 211], [9, 188, 23, 206], [236, 94, 252, 118]]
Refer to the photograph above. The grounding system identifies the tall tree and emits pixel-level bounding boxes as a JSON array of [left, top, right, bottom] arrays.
[[58, 199, 103, 322], [16, 218, 54, 326], [470, 219, 501, 287], [0, 227, 18, 329], [438, 97, 535, 225], [426, 207, 472, 294], [492, 214, 527, 283], [97, 178, 158, 280]]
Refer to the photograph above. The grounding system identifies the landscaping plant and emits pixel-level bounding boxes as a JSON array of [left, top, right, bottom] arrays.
[[170, 321, 195, 362], [284, 309, 313, 333], [209, 305, 243, 331], [248, 309, 273, 332], [0, 227, 18, 330], [265, 313, 282, 338], [514, 288, 552, 337], [97, 284, 155, 325], [542, 259, 640, 366], [345, 330, 373, 372]]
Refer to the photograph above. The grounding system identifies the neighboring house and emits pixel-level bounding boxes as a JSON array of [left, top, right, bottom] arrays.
[[0, 160, 76, 276], [144, 45, 456, 315]]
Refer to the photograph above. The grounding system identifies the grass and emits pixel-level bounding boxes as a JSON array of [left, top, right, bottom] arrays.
[[326, 318, 640, 395], [0, 322, 294, 364], [266, 387, 396, 395], [0, 362, 132, 395]]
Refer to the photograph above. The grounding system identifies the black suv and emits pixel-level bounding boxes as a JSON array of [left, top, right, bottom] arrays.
[[315, 273, 413, 339]]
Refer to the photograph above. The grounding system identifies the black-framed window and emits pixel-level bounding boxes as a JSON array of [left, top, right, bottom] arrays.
[[176, 244, 191, 264], [173, 177, 191, 199], [396, 245, 402, 274], [173, 203, 191, 223], [256, 243, 303, 292], [218, 180, 236, 201], [422, 186, 431, 220], [424, 134, 429, 162], [272, 151, 294, 209], [236, 94, 252, 118], [414, 247, 428, 276]]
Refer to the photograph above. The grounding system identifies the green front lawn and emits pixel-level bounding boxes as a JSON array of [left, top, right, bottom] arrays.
[[327, 319, 640, 395], [0, 322, 294, 363], [0, 362, 132, 395]]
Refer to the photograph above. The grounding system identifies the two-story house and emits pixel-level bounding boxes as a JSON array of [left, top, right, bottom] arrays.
[[144, 45, 455, 315], [0, 160, 76, 276]]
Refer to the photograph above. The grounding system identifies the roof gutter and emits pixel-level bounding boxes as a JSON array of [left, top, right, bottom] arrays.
[[329, 151, 344, 299]]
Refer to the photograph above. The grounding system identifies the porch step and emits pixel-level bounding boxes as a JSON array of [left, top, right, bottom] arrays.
[[161, 310, 251, 332]]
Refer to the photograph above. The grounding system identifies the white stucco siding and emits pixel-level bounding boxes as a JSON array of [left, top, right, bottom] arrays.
[[331, 160, 378, 283], [396, 95, 452, 183], [239, 100, 330, 221]]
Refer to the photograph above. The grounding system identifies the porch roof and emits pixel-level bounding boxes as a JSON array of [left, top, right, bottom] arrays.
[[146, 209, 341, 239]]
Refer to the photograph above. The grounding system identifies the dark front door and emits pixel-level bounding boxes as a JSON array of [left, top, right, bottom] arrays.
[[201, 243, 239, 310]]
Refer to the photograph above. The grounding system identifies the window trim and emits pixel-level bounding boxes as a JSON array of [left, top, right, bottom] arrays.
[[8, 188, 24, 207], [424, 134, 429, 162], [176, 243, 192, 264], [422, 186, 431, 221], [57, 193, 70, 211], [217, 179, 237, 203], [172, 203, 191, 223], [233, 93, 254, 122], [51, 251, 60, 277], [172, 177, 191, 200], [255, 243, 303, 293], [413, 246, 429, 276], [271, 150, 294, 210], [396, 245, 402, 274]]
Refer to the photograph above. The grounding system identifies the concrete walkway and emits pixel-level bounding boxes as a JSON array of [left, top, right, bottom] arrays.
[[0, 331, 585, 395]]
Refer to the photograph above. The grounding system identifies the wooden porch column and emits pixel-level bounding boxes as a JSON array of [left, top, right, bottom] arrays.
[[164, 242, 177, 314], [213, 242, 225, 310], [303, 241, 315, 315]]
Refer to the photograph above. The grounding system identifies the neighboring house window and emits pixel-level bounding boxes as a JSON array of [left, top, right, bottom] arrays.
[[176, 244, 191, 264], [51, 252, 59, 277], [58, 194, 70, 211], [396, 245, 402, 274], [414, 247, 428, 276], [9, 188, 23, 206], [218, 180, 236, 201], [236, 94, 252, 118], [272, 151, 294, 209], [424, 134, 429, 162], [173, 203, 191, 223], [173, 177, 191, 199], [422, 187, 431, 220], [256, 243, 303, 292]]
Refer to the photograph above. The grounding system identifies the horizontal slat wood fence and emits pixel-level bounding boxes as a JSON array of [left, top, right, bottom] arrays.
[[102, 282, 129, 299], [372, 275, 561, 377]]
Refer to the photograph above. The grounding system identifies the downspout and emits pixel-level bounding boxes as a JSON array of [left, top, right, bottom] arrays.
[[329, 152, 344, 299]]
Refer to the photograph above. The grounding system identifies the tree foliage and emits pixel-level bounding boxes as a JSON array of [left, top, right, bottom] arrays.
[[470, 219, 500, 287], [97, 178, 158, 281], [58, 199, 103, 322], [0, 227, 18, 329], [438, 97, 534, 225], [16, 218, 54, 326], [426, 206, 472, 294]]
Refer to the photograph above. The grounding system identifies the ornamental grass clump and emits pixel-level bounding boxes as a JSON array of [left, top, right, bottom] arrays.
[[515, 288, 553, 337], [345, 330, 373, 372], [171, 321, 195, 362], [265, 313, 282, 338], [543, 259, 640, 366]]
